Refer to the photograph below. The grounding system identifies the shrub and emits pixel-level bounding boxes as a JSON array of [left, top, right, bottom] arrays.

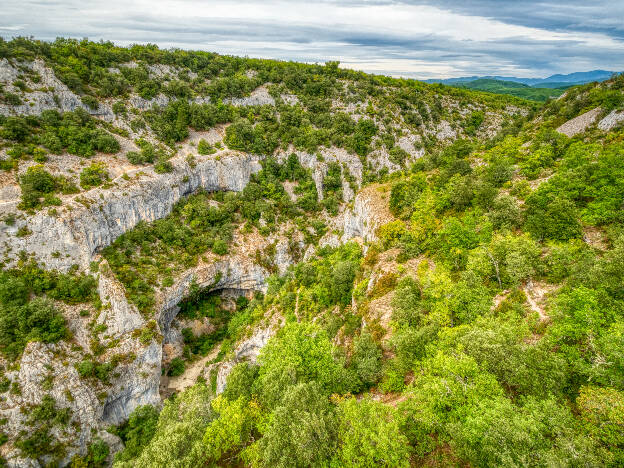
[[81, 95, 99, 110], [167, 357, 186, 377], [351, 330, 382, 388], [197, 139, 216, 155], [19, 164, 78, 210], [112, 405, 159, 463], [80, 162, 109, 189], [0, 298, 68, 359], [76, 360, 113, 382], [112, 101, 126, 116]]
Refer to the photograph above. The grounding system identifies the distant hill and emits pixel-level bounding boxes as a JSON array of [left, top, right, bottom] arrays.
[[452, 78, 567, 102], [425, 70, 618, 87]]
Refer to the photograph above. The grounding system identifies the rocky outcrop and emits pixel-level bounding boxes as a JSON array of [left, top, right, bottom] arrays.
[[0, 59, 273, 118], [97, 264, 144, 335], [0, 151, 262, 271], [341, 184, 393, 244], [278, 147, 363, 202], [2, 343, 97, 466], [216, 327, 274, 394], [225, 86, 275, 107], [96, 263, 163, 425], [598, 109, 624, 131], [101, 340, 162, 425], [0, 59, 112, 119], [435, 120, 457, 140], [157, 255, 268, 334], [556, 107, 601, 137]]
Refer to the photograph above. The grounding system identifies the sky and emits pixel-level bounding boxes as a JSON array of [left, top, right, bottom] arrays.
[[2, 0, 624, 79]]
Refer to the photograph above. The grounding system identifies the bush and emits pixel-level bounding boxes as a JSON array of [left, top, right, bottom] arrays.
[[81, 95, 99, 110], [76, 359, 113, 382], [112, 405, 159, 463], [19, 164, 78, 210], [0, 298, 68, 359], [351, 330, 382, 388], [0, 117, 30, 141], [525, 195, 582, 241], [80, 162, 109, 189], [112, 101, 126, 116], [167, 357, 186, 377], [197, 139, 216, 155]]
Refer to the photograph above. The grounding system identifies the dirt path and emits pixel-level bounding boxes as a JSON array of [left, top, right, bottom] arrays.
[[166, 345, 221, 393], [523, 281, 557, 322]]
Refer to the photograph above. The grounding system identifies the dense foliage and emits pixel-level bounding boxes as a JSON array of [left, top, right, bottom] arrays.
[[2, 36, 624, 467], [102, 155, 323, 313], [452, 78, 567, 102], [0, 261, 96, 358], [108, 71, 624, 467]]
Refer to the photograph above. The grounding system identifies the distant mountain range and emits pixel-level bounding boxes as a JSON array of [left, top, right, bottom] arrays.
[[424, 70, 619, 89]]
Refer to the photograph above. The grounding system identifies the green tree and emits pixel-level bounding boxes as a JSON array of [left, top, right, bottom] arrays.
[[577, 386, 624, 464], [334, 397, 410, 467], [119, 384, 214, 468], [248, 382, 337, 468], [255, 321, 350, 408], [351, 330, 382, 388], [113, 405, 159, 463], [80, 162, 109, 189], [202, 396, 258, 465]]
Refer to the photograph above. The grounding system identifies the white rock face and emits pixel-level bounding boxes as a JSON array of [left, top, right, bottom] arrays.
[[97, 263, 144, 335], [278, 147, 363, 202], [102, 340, 162, 425], [342, 189, 387, 243], [0, 151, 262, 271], [128, 93, 170, 111], [225, 86, 275, 106], [435, 120, 457, 140], [216, 327, 274, 394], [0, 59, 113, 119], [2, 341, 106, 467], [92, 265, 162, 426], [598, 109, 624, 131], [556, 107, 602, 137], [157, 256, 268, 333]]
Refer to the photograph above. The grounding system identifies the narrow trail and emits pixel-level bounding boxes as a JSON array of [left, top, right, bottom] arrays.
[[166, 344, 221, 393]]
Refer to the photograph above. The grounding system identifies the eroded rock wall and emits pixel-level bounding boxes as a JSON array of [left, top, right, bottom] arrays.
[[1, 151, 262, 271]]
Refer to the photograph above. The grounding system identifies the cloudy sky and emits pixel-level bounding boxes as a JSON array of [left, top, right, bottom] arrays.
[[2, 0, 624, 79]]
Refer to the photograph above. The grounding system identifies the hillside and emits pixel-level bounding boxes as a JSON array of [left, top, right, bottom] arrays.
[[426, 69, 617, 87], [452, 78, 566, 102], [1, 37, 624, 467]]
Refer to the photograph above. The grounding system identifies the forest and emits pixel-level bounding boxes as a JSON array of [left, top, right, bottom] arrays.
[[0, 37, 623, 467]]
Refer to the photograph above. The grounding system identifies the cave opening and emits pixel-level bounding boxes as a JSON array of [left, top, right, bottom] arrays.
[[160, 286, 263, 394]]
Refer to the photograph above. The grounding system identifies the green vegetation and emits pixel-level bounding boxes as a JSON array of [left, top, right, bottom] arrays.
[[15, 395, 71, 463], [110, 405, 159, 463], [2, 36, 624, 467], [79, 162, 109, 189], [1, 37, 535, 187], [1, 109, 119, 157], [102, 155, 323, 313], [0, 261, 96, 359], [19, 164, 78, 210], [452, 78, 567, 102], [108, 71, 624, 467]]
